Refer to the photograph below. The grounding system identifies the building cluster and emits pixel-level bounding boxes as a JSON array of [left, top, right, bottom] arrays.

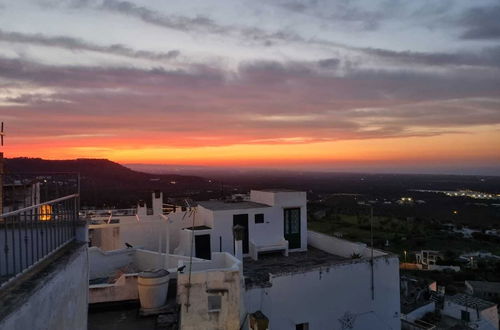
[[87, 190, 400, 329], [401, 276, 499, 330], [1, 171, 498, 330]]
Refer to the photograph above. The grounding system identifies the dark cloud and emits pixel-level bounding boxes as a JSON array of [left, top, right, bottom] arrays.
[[0, 57, 223, 89], [65, 0, 310, 47], [460, 5, 500, 40], [1, 55, 500, 148], [318, 58, 340, 69], [100, 0, 227, 34], [361, 46, 500, 68], [60, 1, 500, 71], [270, 0, 390, 30], [0, 29, 180, 61]]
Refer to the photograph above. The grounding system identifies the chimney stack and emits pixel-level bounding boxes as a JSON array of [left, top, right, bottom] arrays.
[[233, 224, 245, 261]]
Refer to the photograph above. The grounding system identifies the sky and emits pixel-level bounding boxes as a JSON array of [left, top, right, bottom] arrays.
[[1, 0, 499, 174]]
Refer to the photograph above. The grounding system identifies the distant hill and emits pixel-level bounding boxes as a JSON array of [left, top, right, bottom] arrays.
[[4, 158, 211, 207]]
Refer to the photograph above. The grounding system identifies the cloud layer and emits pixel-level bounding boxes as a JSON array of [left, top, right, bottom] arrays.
[[0, 0, 499, 170]]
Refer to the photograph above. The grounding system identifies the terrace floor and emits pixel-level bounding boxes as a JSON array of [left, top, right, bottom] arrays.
[[243, 246, 347, 288]]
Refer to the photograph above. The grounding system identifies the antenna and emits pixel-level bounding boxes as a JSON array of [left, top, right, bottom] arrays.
[[0, 122, 4, 146]]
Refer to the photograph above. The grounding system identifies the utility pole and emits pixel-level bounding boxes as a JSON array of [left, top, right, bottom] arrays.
[[370, 205, 374, 300], [0, 122, 5, 215]]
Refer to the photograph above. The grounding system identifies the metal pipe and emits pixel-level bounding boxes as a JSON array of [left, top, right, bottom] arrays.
[[0, 194, 79, 218]]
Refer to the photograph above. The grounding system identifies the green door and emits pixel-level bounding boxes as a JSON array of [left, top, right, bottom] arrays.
[[284, 208, 301, 249]]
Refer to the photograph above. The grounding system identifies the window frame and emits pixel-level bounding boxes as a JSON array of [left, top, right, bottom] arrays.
[[254, 213, 265, 224]]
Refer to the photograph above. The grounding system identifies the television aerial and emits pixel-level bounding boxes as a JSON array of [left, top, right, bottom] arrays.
[[0, 122, 4, 146]]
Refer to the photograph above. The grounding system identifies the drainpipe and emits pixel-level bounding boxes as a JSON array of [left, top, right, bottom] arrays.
[[233, 225, 245, 261]]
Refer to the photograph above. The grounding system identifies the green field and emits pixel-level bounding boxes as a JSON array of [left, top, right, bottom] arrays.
[[308, 214, 500, 259]]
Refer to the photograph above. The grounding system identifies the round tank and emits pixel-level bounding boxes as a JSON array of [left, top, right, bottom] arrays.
[[137, 269, 170, 309]]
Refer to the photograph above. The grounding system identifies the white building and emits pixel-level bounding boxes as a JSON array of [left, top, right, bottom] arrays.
[[89, 189, 401, 330], [466, 281, 500, 303], [442, 294, 498, 330], [415, 250, 460, 272]]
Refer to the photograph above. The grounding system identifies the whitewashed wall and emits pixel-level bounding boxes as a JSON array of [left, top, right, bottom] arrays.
[[403, 302, 435, 322], [250, 190, 308, 251], [0, 244, 88, 330], [244, 256, 401, 330], [178, 253, 242, 330], [200, 205, 285, 256], [443, 300, 499, 330]]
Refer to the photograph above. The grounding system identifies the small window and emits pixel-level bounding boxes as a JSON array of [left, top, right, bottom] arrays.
[[296, 323, 309, 330], [208, 295, 221, 312], [461, 310, 470, 322], [255, 213, 264, 224]]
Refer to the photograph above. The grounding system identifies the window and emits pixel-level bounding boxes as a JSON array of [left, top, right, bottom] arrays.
[[255, 213, 264, 224], [296, 323, 309, 330], [461, 310, 470, 322], [208, 295, 221, 312]]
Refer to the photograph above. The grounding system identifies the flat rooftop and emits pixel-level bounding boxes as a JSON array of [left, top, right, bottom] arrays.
[[448, 293, 496, 310], [198, 200, 270, 211], [243, 246, 347, 288], [255, 189, 300, 193], [466, 280, 500, 292]]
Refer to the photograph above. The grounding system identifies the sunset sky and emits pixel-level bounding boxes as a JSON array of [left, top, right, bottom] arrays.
[[1, 0, 499, 174]]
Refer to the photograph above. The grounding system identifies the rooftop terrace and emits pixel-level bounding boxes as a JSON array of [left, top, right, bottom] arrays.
[[243, 246, 347, 288]]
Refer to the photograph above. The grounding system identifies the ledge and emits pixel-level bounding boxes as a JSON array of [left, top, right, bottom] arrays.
[[0, 241, 87, 321]]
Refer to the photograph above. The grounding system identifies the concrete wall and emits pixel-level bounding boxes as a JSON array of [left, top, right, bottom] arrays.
[[178, 253, 242, 330], [90, 217, 165, 251], [197, 191, 308, 257], [88, 247, 206, 304], [202, 205, 288, 256], [89, 208, 197, 255], [244, 255, 401, 330], [404, 302, 436, 322], [0, 243, 88, 330], [89, 246, 135, 279], [174, 227, 212, 258], [250, 190, 307, 251], [89, 247, 202, 280], [308, 230, 386, 258], [89, 274, 139, 304]]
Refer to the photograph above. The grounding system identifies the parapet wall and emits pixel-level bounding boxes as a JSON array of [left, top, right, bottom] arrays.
[[308, 230, 386, 258], [0, 242, 89, 330]]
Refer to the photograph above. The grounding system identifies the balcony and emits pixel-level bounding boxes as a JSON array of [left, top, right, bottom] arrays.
[[0, 173, 82, 288], [0, 173, 88, 330]]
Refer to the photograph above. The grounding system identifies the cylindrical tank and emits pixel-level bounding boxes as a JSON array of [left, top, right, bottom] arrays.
[[137, 269, 170, 309]]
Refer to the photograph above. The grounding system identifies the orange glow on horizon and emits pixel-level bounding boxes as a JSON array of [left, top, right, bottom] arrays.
[[5, 128, 500, 169]]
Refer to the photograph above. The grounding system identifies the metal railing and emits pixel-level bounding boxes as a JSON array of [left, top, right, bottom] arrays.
[[0, 173, 80, 288]]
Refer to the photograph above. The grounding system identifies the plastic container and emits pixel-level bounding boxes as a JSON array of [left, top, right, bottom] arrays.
[[137, 269, 170, 309]]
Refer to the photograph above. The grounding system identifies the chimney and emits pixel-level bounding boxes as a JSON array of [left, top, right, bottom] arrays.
[[152, 190, 163, 216], [137, 200, 147, 216], [233, 225, 245, 261]]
